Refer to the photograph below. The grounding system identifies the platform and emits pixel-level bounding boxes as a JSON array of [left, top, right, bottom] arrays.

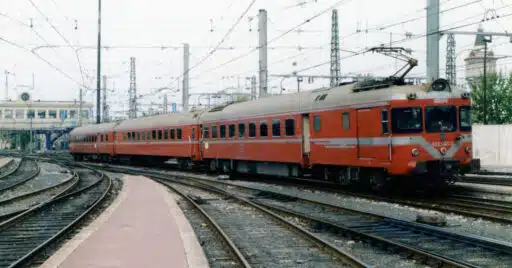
[[41, 175, 209, 268]]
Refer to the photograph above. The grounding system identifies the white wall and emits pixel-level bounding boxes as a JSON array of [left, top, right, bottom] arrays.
[[473, 124, 512, 166]]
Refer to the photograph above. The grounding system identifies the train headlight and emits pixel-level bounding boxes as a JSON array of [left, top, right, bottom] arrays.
[[465, 146, 471, 153], [412, 148, 420, 157]]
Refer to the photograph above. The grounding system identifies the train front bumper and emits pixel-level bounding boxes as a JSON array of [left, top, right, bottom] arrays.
[[412, 160, 461, 176]]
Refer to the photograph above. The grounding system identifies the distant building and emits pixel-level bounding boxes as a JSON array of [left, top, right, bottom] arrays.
[[464, 27, 499, 80]]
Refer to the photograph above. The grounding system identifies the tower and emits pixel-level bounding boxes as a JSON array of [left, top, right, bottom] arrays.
[[446, 34, 456, 85], [129, 57, 137, 119], [330, 9, 341, 87]]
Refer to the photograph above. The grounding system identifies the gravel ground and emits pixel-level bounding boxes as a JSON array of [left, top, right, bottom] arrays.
[[452, 182, 512, 202], [172, 182, 352, 268], [0, 162, 72, 202], [207, 179, 512, 244]]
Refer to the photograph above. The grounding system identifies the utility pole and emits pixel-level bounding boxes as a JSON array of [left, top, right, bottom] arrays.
[[250, 76, 257, 100], [426, 0, 440, 82], [163, 94, 168, 114], [78, 88, 83, 126], [4, 71, 8, 101], [102, 75, 108, 122], [182, 43, 190, 112], [258, 9, 268, 98], [483, 36, 491, 125], [129, 57, 137, 119], [446, 34, 456, 85], [96, 0, 102, 124], [330, 9, 341, 87]]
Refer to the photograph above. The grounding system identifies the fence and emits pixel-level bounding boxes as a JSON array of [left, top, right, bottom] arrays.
[[473, 124, 512, 167]]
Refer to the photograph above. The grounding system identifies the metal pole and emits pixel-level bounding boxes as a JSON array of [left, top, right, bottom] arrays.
[[4, 70, 8, 101], [96, 0, 102, 124], [483, 40, 488, 125], [258, 9, 268, 98], [182, 43, 190, 112], [78, 87, 83, 126], [102, 75, 107, 122], [426, 0, 440, 82]]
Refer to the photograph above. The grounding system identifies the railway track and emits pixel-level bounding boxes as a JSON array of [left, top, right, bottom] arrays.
[[0, 159, 40, 195], [154, 177, 370, 268], [0, 159, 20, 179], [189, 177, 512, 267], [0, 167, 111, 268]]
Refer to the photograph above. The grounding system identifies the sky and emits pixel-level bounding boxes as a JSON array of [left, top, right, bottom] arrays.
[[1, 0, 511, 118]]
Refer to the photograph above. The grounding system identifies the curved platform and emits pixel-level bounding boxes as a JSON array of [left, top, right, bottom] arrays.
[[41, 175, 209, 268]]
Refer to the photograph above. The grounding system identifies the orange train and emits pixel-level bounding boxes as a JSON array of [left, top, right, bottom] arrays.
[[69, 79, 480, 190]]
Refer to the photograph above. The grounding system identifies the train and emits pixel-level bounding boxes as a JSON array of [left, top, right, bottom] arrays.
[[69, 78, 480, 191]]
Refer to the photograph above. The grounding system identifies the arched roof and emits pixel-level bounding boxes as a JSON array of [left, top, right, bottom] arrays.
[[70, 122, 118, 136], [199, 82, 467, 122], [115, 112, 199, 131]]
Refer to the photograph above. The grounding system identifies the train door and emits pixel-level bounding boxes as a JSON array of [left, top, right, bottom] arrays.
[[301, 115, 310, 156], [356, 108, 390, 161]]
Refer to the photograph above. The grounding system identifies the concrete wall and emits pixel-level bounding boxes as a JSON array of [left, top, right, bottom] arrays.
[[473, 124, 512, 166]]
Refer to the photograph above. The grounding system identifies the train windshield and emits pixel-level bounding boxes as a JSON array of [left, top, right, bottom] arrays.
[[459, 106, 472, 132], [391, 107, 423, 134], [425, 106, 457, 133]]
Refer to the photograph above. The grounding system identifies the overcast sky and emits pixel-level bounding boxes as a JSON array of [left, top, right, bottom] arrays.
[[1, 0, 511, 117]]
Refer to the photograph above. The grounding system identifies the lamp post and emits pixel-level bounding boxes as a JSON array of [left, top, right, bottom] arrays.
[[482, 35, 492, 125]]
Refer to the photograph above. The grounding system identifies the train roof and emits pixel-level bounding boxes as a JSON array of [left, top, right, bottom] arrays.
[[199, 82, 468, 122], [70, 122, 118, 136], [115, 112, 199, 131]]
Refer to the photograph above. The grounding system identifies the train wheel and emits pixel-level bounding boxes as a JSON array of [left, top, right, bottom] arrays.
[[368, 170, 387, 192], [209, 160, 217, 173]]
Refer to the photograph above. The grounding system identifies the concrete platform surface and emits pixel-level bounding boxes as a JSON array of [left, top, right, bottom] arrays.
[[41, 175, 209, 268]]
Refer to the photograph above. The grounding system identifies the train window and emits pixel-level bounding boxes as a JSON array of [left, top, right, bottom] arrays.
[[177, 128, 182, 139], [313, 115, 321, 132], [272, 119, 281, 137], [212, 126, 218, 139], [136, 132, 140, 141], [152, 130, 157, 140], [459, 106, 471, 132], [220, 125, 227, 139], [146, 131, 151, 140], [238, 123, 246, 138], [127, 132, 131, 141], [192, 128, 196, 140], [381, 109, 389, 135], [248, 123, 256, 138], [106, 134, 109, 142], [100, 135, 104, 142], [391, 107, 423, 134], [164, 129, 168, 140], [203, 126, 210, 139], [158, 130, 163, 140], [229, 124, 236, 138], [140, 132, 145, 141], [170, 129, 175, 140], [132, 132, 136, 141], [260, 121, 268, 137], [285, 119, 295, 136], [342, 112, 350, 130]]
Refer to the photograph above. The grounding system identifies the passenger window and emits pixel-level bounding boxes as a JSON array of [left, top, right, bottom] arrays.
[[192, 128, 196, 140], [313, 115, 321, 132], [381, 109, 389, 135], [220, 125, 227, 139], [212, 126, 218, 139], [272, 119, 281, 137], [285, 119, 295, 136], [238, 123, 246, 138], [158, 130, 163, 140], [249, 123, 256, 138], [229, 124, 235, 138], [177, 128, 182, 139], [164, 129, 168, 139], [127, 132, 131, 140], [146, 131, 151, 140], [141, 132, 145, 141], [342, 112, 350, 130], [136, 132, 140, 141], [152, 130, 157, 140], [170, 129, 175, 140], [260, 121, 268, 137], [203, 126, 210, 139]]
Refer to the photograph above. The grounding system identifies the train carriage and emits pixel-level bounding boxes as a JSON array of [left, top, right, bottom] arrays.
[[69, 122, 117, 161]]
